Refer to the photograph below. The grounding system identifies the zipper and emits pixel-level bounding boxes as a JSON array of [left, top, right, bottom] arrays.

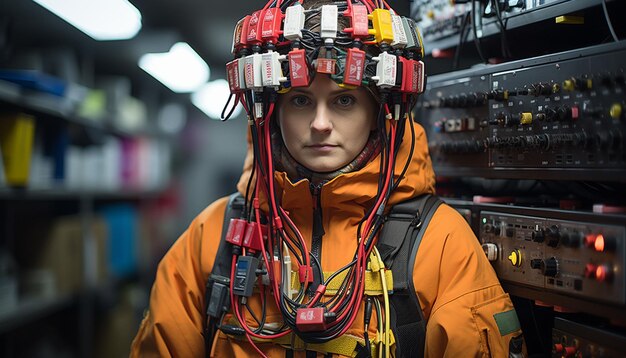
[[309, 181, 326, 295]]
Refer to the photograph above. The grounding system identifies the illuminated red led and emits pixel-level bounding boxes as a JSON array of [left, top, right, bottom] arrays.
[[594, 234, 605, 252], [595, 264, 612, 282]]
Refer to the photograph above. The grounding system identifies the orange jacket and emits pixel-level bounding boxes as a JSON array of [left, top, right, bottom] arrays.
[[131, 122, 524, 357]]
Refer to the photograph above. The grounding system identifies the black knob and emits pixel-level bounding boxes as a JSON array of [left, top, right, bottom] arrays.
[[561, 231, 583, 248], [546, 225, 560, 247], [541, 257, 559, 277], [544, 108, 557, 121], [557, 106, 572, 121], [531, 229, 545, 243]]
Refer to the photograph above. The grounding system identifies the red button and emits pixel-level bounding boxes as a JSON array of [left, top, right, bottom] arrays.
[[554, 343, 564, 353], [594, 234, 606, 252], [596, 265, 613, 282], [584, 263, 597, 278], [571, 105, 579, 120], [585, 234, 597, 248]]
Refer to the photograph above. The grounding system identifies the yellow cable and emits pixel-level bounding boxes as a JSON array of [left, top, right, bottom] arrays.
[[373, 297, 383, 358], [372, 247, 391, 358]]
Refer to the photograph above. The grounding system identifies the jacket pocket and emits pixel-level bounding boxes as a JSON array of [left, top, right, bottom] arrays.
[[470, 293, 525, 358]]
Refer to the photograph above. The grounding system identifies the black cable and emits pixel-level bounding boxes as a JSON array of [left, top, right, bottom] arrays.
[[471, 0, 488, 63], [491, 0, 512, 58], [453, 11, 471, 70], [602, 0, 619, 42]]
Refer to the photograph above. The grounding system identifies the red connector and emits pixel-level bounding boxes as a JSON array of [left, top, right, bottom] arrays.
[[316, 58, 336, 75], [261, 7, 283, 44], [242, 221, 268, 252], [288, 48, 310, 87], [343, 4, 369, 39], [298, 265, 313, 283], [225, 218, 247, 246], [399, 57, 425, 94], [232, 15, 251, 54], [226, 58, 244, 93], [246, 10, 264, 45], [343, 47, 366, 86], [296, 307, 326, 332]]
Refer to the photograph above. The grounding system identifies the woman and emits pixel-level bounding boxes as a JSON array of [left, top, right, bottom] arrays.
[[131, 1, 525, 357]]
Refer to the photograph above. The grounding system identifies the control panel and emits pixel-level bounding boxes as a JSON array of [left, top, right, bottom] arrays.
[[479, 210, 625, 305], [552, 317, 626, 358], [415, 42, 626, 181]]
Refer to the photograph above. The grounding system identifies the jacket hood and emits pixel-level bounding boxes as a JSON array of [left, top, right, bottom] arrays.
[[237, 120, 436, 209]]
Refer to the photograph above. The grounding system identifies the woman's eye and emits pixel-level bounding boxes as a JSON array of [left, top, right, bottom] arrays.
[[290, 95, 311, 107], [335, 95, 355, 107]]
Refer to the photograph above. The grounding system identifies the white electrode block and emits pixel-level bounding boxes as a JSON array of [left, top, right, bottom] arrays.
[[320, 5, 338, 39], [372, 52, 397, 88], [261, 52, 287, 87], [284, 4, 305, 40], [244, 53, 263, 90], [391, 14, 408, 48]]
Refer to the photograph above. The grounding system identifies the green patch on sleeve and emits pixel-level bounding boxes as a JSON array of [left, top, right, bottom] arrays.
[[493, 309, 521, 336]]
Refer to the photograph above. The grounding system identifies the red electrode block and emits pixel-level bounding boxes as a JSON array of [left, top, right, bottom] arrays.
[[289, 49, 310, 87], [316, 58, 336, 74], [232, 15, 251, 53], [343, 48, 366, 86], [226, 59, 244, 93], [242, 222, 268, 252], [261, 7, 282, 43], [246, 10, 264, 45], [296, 307, 326, 331], [225, 218, 247, 246], [399, 57, 425, 93], [344, 4, 369, 38]]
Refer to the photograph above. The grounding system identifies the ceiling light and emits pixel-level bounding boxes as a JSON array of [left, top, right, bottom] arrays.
[[33, 0, 142, 41], [191, 79, 242, 120], [139, 42, 210, 93]]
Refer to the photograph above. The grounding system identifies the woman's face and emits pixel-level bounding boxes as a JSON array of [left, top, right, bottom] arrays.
[[277, 75, 378, 173]]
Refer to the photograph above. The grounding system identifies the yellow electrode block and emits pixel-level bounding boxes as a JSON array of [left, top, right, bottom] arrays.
[[0, 113, 35, 186], [368, 9, 394, 44]]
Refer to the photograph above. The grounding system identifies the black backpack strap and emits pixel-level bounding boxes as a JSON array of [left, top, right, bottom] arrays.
[[377, 194, 443, 358], [204, 192, 245, 357]]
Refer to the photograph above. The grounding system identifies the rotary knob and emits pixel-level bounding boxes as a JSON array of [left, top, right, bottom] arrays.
[[508, 249, 523, 267], [545, 225, 561, 247], [541, 257, 559, 277], [482, 243, 499, 262]]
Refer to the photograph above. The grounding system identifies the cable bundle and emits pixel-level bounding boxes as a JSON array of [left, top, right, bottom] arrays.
[[212, 1, 425, 356]]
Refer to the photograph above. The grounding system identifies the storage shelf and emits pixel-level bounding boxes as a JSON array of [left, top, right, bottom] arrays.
[[0, 294, 76, 334], [0, 187, 166, 200], [424, 0, 604, 54], [0, 79, 165, 139]]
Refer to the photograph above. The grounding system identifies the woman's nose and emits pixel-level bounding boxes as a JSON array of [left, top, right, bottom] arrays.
[[310, 105, 333, 132]]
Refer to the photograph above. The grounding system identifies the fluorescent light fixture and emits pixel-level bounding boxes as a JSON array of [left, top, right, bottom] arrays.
[[33, 0, 142, 41], [139, 42, 210, 93], [192, 79, 242, 120]]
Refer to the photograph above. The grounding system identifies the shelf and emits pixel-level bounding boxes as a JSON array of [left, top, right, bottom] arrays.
[[424, 0, 604, 54], [0, 294, 76, 334], [0, 186, 167, 200], [0, 79, 165, 139]]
